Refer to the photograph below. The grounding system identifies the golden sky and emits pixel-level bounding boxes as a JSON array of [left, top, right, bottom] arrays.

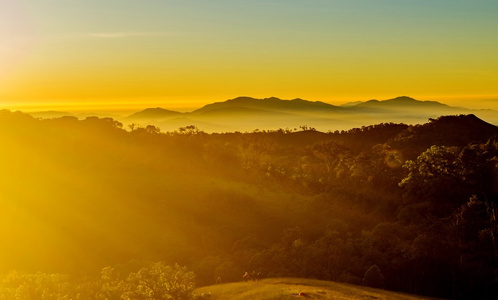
[[1, 0, 497, 112]]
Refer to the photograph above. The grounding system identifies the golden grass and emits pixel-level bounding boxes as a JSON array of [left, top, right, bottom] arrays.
[[194, 278, 442, 300]]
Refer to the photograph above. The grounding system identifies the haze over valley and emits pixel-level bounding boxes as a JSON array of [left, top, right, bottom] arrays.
[[26, 96, 498, 133]]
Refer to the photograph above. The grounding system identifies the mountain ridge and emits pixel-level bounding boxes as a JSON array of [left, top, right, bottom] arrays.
[[25, 96, 498, 133], [128, 96, 476, 117], [356, 96, 449, 107], [191, 96, 343, 114]]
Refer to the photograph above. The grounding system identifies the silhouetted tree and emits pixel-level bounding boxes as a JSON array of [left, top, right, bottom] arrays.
[[362, 265, 385, 289]]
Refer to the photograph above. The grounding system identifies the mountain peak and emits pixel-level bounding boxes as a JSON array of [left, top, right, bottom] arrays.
[[394, 96, 414, 100], [126, 107, 182, 120], [391, 96, 416, 102], [193, 96, 340, 114], [386, 96, 450, 107], [353, 96, 452, 109]]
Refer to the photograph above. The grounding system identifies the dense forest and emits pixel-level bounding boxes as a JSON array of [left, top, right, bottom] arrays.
[[0, 110, 497, 299]]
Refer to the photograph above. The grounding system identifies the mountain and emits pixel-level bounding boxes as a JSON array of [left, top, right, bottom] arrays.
[[126, 107, 183, 120], [121, 96, 498, 133], [356, 96, 449, 107], [122, 97, 349, 132], [192, 96, 343, 114], [349, 96, 464, 113]]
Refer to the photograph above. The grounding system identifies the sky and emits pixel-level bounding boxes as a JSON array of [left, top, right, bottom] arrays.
[[1, 0, 498, 112]]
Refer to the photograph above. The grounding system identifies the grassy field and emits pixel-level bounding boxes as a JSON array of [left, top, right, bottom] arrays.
[[194, 278, 442, 300]]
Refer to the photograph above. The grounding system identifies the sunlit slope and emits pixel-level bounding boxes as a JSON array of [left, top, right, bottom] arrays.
[[0, 112, 330, 273], [1, 111, 497, 298], [194, 278, 440, 300]]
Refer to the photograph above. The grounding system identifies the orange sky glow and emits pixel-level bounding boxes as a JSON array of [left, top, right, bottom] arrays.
[[1, 1, 497, 114]]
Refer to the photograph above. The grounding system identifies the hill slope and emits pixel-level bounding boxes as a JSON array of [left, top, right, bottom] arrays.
[[389, 114, 498, 159], [195, 278, 440, 300], [1, 111, 497, 298]]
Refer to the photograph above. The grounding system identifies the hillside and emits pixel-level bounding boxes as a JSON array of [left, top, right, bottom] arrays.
[[194, 278, 440, 300], [0, 111, 497, 298], [389, 114, 498, 159]]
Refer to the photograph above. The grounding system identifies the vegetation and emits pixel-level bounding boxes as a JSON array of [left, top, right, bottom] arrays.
[[0, 110, 497, 299], [0, 262, 197, 299], [194, 277, 439, 300]]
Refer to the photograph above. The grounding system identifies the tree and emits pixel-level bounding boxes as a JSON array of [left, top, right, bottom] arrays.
[[399, 145, 465, 205], [145, 125, 161, 135], [177, 125, 203, 135], [458, 138, 498, 201], [362, 265, 385, 289], [98, 263, 196, 300], [451, 196, 498, 298]]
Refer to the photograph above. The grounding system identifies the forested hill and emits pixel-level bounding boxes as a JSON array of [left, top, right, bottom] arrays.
[[1, 110, 497, 299]]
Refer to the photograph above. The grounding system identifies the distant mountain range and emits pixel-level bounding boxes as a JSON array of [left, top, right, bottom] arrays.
[[126, 96, 475, 119], [29, 96, 498, 133], [192, 96, 342, 114], [122, 96, 497, 132]]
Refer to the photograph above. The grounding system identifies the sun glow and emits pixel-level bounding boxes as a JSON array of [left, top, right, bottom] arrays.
[[1, 1, 497, 111]]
